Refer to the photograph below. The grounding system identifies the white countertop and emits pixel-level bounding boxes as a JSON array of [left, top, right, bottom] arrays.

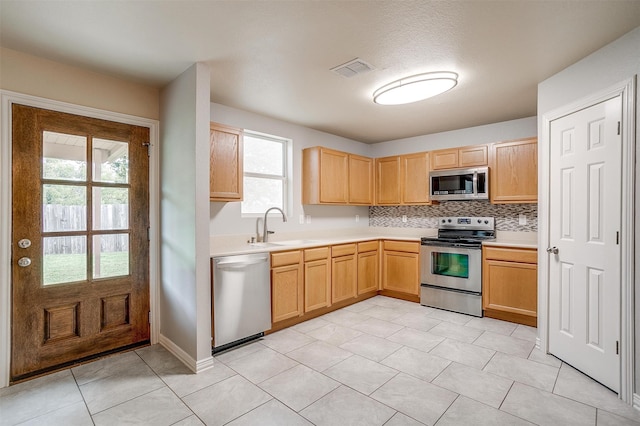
[[210, 227, 431, 257], [210, 228, 538, 257], [483, 231, 538, 250]]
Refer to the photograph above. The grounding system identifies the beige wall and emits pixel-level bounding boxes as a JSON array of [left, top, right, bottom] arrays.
[[0, 47, 159, 119]]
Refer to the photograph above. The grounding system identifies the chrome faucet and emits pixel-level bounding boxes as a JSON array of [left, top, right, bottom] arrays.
[[262, 207, 287, 242], [255, 217, 263, 242]]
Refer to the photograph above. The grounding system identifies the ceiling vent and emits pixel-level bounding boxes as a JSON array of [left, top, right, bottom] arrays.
[[331, 58, 375, 78]]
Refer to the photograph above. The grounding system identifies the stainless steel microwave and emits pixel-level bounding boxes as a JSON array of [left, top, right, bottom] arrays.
[[429, 167, 489, 201]]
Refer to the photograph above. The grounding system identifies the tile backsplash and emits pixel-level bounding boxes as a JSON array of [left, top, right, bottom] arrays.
[[369, 201, 537, 232]]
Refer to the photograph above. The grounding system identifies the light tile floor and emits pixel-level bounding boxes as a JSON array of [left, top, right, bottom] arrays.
[[2, 295, 640, 426]]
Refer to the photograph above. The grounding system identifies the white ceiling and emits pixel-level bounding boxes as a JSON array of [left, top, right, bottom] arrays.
[[1, 1, 639, 143]]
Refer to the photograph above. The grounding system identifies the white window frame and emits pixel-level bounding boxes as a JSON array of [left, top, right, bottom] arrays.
[[241, 130, 291, 218]]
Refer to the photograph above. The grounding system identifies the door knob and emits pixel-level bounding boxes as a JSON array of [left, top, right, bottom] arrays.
[[17, 239, 31, 249], [546, 247, 559, 255], [17, 257, 31, 267]]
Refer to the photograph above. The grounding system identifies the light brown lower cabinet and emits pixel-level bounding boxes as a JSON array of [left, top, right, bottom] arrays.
[[331, 243, 357, 303], [381, 240, 420, 296], [304, 247, 331, 312], [271, 250, 303, 323], [482, 245, 537, 327], [357, 241, 379, 295]]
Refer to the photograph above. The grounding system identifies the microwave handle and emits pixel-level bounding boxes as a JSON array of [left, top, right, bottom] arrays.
[[473, 171, 478, 195]]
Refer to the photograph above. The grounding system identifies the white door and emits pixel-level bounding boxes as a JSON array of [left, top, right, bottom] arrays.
[[548, 96, 622, 392]]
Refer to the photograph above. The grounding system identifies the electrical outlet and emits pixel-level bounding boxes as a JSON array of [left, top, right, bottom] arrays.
[[519, 214, 527, 225], [402, 215, 407, 223], [305, 215, 311, 224], [299, 214, 305, 224], [355, 214, 359, 223]]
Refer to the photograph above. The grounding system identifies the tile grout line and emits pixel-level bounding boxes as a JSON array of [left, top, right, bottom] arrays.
[[131, 348, 202, 424]]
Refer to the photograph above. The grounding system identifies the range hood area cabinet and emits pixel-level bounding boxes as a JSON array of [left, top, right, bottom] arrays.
[[430, 145, 488, 170], [210, 122, 243, 202], [376, 152, 433, 206], [302, 147, 374, 205], [489, 137, 538, 204]]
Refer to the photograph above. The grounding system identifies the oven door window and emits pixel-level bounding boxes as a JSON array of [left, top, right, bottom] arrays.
[[431, 252, 469, 279]]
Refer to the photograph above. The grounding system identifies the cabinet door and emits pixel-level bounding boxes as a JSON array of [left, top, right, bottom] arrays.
[[210, 123, 243, 201], [332, 255, 357, 303], [349, 154, 374, 205], [304, 258, 331, 312], [376, 156, 401, 205], [489, 138, 538, 203], [357, 250, 378, 295], [401, 152, 430, 204], [482, 259, 537, 318], [382, 251, 419, 295], [430, 148, 459, 170], [271, 264, 303, 323], [320, 148, 349, 203], [459, 145, 488, 167]]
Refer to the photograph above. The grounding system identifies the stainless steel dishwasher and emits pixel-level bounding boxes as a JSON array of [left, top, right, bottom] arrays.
[[212, 252, 271, 353]]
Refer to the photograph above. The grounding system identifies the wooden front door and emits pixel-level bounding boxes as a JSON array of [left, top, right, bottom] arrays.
[[11, 104, 150, 381]]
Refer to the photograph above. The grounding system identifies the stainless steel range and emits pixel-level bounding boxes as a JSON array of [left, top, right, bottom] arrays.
[[420, 217, 495, 317]]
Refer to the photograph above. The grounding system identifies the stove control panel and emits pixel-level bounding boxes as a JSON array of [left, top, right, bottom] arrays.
[[439, 217, 495, 231]]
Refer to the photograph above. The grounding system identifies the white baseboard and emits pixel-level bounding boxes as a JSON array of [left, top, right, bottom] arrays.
[[633, 393, 640, 411], [159, 334, 214, 373], [535, 337, 541, 350]]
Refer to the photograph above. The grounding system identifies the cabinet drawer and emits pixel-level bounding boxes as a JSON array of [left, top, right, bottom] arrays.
[[332, 243, 357, 257], [483, 246, 537, 263], [383, 240, 419, 253], [304, 247, 330, 262], [358, 240, 378, 253], [271, 250, 302, 267]]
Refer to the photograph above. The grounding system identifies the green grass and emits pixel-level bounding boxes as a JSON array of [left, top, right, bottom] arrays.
[[43, 252, 129, 285]]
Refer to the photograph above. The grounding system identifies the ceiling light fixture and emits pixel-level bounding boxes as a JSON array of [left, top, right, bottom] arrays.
[[373, 71, 458, 105]]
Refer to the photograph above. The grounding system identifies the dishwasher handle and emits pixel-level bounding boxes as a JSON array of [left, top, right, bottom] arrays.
[[215, 256, 269, 269]]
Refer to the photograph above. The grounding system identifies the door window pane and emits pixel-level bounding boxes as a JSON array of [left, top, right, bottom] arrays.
[[93, 234, 129, 279], [43, 236, 87, 285], [42, 131, 87, 181], [42, 184, 87, 232], [93, 139, 128, 183], [243, 135, 284, 175], [92, 187, 129, 230], [431, 252, 469, 279], [242, 177, 284, 214]]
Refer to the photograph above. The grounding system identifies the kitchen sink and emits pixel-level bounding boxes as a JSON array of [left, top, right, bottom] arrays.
[[248, 242, 276, 248], [270, 239, 321, 246]]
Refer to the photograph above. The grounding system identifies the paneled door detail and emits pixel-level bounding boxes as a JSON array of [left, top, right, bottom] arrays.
[[11, 104, 150, 381], [548, 96, 621, 391]]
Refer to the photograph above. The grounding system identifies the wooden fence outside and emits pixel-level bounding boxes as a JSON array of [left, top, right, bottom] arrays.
[[43, 204, 129, 255]]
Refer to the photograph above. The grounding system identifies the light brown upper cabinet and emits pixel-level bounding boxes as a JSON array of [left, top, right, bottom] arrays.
[[348, 154, 374, 205], [375, 156, 401, 205], [376, 152, 432, 205], [303, 147, 373, 205], [210, 122, 243, 201], [489, 137, 538, 204], [401, 152, 432, 205], [430, 145, 488, 170]]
